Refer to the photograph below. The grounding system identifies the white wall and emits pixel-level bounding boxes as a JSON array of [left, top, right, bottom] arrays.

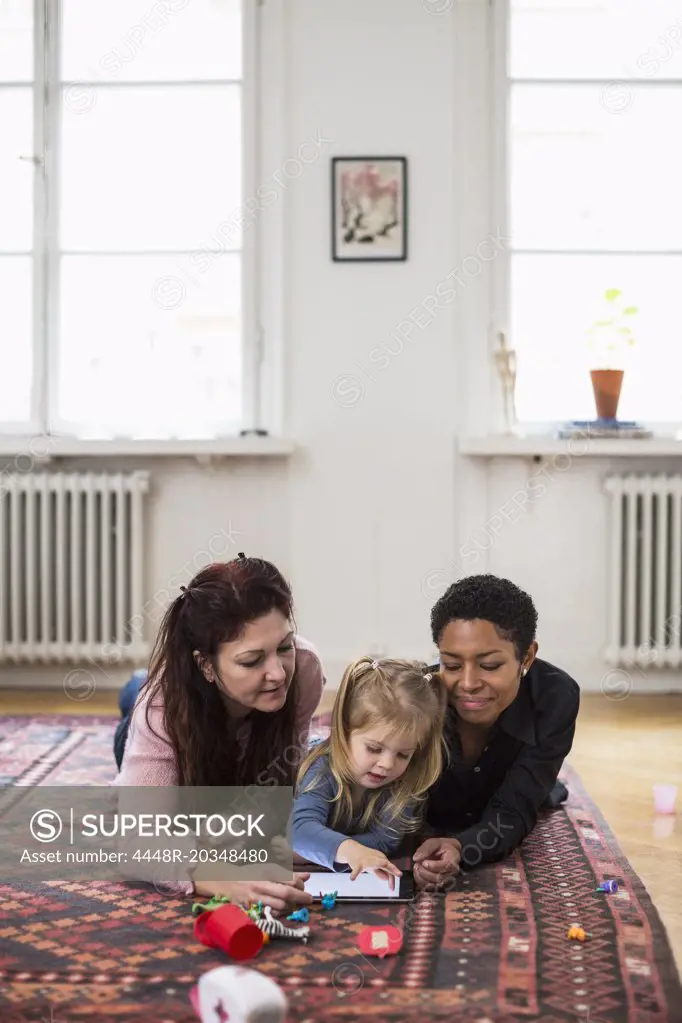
[[284, 0, 459, 680], [2, 0, 680, 696]]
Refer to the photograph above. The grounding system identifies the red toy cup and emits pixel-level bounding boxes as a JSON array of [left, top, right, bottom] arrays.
[[194, 904, 264, 961], [358, 925, 403, 959]]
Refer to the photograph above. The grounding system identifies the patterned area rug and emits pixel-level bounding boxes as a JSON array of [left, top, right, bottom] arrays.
[[0, 715, 681, 1023]]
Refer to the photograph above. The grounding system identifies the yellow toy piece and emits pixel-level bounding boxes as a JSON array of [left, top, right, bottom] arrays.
[[567, 925, 592, 942]]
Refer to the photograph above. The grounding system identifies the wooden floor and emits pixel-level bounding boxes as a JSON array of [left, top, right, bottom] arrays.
[[568, 693, 682, 978], [2, 688, 681, 975]]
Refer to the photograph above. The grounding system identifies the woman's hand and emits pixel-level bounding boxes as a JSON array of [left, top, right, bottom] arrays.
[[270, 834, 292, 864], [193, 872, 313, 915], [336, 839, 402, 890], [412, 837, 461, 888]]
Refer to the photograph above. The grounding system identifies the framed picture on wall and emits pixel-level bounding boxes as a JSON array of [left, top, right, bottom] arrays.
[[331, 157, 408, 262]]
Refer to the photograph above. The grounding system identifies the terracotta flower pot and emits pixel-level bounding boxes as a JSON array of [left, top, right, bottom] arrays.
[[590, 369, 624, 420]]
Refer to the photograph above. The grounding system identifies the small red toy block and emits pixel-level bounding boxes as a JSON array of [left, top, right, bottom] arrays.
[[357, 925, 403, 959]]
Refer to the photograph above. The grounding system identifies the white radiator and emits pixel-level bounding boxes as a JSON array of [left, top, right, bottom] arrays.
[[605, 474, 682, 668], [0, 471, 149, 664]]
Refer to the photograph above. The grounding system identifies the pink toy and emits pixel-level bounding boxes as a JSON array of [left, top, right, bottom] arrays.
[[653, 784, 677, 815], [357, 925, 403, 958], [190, 965, 287, 1023]]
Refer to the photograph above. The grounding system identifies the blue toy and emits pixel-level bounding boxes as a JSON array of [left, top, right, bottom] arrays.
[[321, 891, 338, 910], [596, 880, 619, 893], [287, 908, 310, 923]]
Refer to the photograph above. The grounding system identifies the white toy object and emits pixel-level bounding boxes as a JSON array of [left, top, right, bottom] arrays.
[[256, 904, 310, 943], [190, 965, 287, 1023]]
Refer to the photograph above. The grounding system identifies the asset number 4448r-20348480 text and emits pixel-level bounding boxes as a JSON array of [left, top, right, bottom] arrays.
[[18, 847, 270, 864]]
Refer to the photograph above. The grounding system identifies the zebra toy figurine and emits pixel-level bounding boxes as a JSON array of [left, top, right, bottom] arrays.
[[255, 905, 310, 944]]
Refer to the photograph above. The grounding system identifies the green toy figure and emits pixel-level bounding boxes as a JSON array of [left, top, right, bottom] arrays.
[[191, 894, 232, 918], [245, 900, 265, 921]]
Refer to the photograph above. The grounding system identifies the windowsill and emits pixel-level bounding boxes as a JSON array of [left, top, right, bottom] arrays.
[[459, 435, 682, 458], [0, 435, 296, 459]]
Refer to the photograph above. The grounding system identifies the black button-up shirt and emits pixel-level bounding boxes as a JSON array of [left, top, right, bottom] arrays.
[[425, 657, 580, 867]]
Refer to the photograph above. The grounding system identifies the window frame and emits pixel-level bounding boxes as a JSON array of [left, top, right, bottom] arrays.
[[0, 0, 279, 448], [490, 0, 682, 437]]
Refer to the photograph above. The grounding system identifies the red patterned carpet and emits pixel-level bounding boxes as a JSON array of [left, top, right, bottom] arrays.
[[1, 715, 681, 1023]]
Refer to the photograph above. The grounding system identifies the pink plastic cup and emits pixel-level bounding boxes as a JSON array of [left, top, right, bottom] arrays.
[[653, 784, 677, 815]]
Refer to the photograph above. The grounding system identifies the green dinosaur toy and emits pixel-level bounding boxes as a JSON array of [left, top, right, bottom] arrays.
[[191, 894, 232, 918]]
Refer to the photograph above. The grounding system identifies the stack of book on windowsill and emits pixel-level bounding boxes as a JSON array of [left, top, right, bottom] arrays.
[[557, 419, 652, 439]]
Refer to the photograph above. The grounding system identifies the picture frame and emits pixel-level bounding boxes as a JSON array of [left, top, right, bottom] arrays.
[[331, 156, 408, 262]]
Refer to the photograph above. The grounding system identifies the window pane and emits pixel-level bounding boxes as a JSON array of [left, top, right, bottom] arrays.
[[0, 257, 32, 421], [511, 84, 682, 250], [61, 0, 241, 82], [58, 255, 241, 438], [512, 254, 682, 423], [60, 86, 241, 251], [510, 0, 682, 80], [0, 0, 33, 82], [0, 87, 33, 251]]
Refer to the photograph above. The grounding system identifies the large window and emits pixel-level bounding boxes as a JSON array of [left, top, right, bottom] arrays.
[[2, 0, 250, 439], [499, 0, 682, 426]]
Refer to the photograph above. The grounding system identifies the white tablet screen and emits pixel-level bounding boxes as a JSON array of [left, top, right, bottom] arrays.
[[304, 871, 401, 899]]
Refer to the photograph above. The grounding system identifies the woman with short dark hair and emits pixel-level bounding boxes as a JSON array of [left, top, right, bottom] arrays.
[[413, 574, 580, 887]]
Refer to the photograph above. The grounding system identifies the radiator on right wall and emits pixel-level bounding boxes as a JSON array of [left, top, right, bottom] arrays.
[[605, 473, 682, 668]]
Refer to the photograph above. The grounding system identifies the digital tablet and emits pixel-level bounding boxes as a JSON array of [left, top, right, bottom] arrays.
[[304, 869, 415, 902]]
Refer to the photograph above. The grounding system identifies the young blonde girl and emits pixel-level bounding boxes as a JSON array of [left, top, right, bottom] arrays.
[[291, 656, 447, 886]]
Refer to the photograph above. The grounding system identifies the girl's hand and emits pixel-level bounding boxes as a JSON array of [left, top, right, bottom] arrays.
[[336, 839, 402, 890], [193, 872, 313, 916], [412, 837, 461, 888]]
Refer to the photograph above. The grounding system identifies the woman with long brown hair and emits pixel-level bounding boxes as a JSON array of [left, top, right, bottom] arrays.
[[115, 554, 325, 911]]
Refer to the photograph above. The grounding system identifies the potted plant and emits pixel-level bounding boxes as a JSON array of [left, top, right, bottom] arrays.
[[587, 288, 638, 420]]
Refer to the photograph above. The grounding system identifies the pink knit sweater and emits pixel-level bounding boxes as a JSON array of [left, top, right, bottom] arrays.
[[113, 636, 325, 895], [115, 634, 326, 786]]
